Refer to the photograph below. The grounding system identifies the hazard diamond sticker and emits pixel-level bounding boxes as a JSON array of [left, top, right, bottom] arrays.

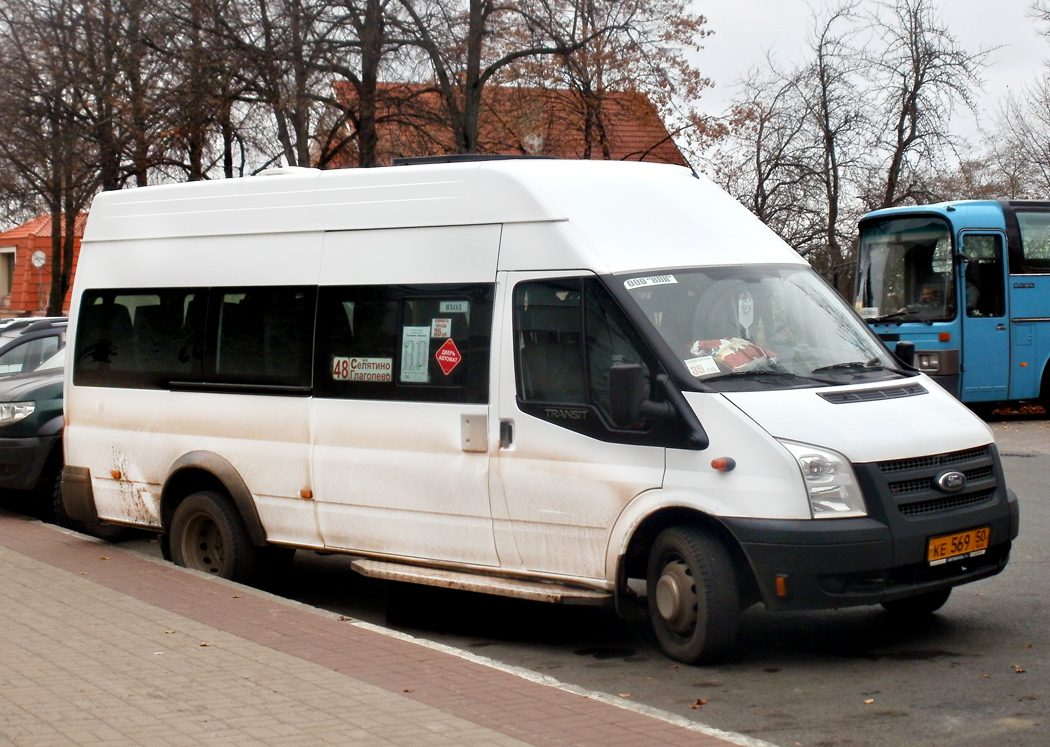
[[435, 338, 462, 375]]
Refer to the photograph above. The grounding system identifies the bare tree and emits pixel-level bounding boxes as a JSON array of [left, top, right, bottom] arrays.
[[499, 0, 711, 161], [991, 77, 1050, 197], [867, 0, 987, 209], [0, 0, 101, 313], [394, 0, 624, 155]]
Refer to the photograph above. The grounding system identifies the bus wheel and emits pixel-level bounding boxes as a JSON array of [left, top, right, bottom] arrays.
[[171, 491, 257, 584], [647, 526, 740, 664], [881, 588, 951, 616]]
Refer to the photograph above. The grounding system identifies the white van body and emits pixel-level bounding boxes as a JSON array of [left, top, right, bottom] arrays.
[[63, 160, 1018, 663]]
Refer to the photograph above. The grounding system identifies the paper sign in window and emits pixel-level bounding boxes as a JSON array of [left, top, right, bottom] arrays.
[[401, 326, 430, 382]]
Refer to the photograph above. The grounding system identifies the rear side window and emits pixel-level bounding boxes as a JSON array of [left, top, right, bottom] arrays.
[[1016, 211, 1050, 270], [73, 286, 315, 390], [208, 287, 315, 388], [313, 284, 492, 403], [74, 289, 204, 388], [0, 335, 61, 376]]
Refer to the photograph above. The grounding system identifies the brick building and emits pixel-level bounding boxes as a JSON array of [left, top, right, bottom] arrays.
[[0, 214, 84, 317], [330, 84, 689, 168]]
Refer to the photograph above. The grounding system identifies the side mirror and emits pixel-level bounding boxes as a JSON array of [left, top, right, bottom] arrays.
[[609, 363, 647, 428], [894, 340, 916, 369], [609, 364, 675, 428]]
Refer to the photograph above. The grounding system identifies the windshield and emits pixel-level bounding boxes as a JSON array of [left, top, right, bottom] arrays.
[[855, 216, 956, 323], [620, 265, 901, 391]]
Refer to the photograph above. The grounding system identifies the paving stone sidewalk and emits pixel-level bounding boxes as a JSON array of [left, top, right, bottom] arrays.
[[0, 510, 757, 746]]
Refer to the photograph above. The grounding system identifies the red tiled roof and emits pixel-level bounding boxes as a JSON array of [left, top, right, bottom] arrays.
[[0, 213, 87, 242], [330, 83, 688, 168]]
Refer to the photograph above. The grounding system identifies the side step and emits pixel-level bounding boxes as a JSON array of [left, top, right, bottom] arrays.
[[349, 558, 613, 606]]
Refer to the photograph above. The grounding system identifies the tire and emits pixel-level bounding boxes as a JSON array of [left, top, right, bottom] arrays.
[[647, 526, 740, 664], [170, 491, 257, 584], [881, 588, 951, 616]]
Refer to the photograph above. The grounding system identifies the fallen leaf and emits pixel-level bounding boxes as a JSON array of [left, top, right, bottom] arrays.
[[864, 699, 875, 705], [199, 642, 211, 647], [232, 595, 243, 599], [403, 689, 414, 693], [619, 693, 631, 698], [1013, 665, 1026, 674], [689, 699, 708, 709], [98, 556, 109, 561]]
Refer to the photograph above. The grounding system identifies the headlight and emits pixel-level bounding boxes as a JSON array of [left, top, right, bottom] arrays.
[[779, 440, 867, 518], [0, 401, 35, 425]]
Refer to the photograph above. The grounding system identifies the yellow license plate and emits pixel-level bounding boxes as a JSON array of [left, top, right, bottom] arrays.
[[927, 526, 990, 566]]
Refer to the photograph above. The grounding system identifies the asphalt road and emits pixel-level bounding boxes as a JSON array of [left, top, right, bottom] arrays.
[[210, 414, 1050, 746], [278, 413, 1049, 747], [7, 412, 1046, 747]]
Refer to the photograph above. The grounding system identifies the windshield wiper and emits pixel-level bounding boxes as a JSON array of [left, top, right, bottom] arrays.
[[701, 369, 831, 385], [868, 310, 933, 325], [811, 358, 884, 374]]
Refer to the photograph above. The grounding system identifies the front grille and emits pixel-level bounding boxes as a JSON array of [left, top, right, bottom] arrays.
[[898, 489, 995, 516], [873, 446, 998, 518], [889, 466, 994, 496], [878, 447, 988, 474]]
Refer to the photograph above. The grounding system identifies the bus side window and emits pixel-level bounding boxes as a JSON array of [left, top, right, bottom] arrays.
[[314, 284, 492, 404], [962, 235, 1005, 318], [210, 286, 315, 387]]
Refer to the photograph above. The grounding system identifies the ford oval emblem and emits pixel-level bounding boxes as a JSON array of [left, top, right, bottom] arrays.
[[935, 470, 967, 493]]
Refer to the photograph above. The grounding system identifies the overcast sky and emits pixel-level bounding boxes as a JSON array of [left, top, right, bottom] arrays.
[[693, 0, 1049, 133]]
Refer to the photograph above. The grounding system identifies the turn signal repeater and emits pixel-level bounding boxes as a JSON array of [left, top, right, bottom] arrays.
[[711, 457, 736, 472]]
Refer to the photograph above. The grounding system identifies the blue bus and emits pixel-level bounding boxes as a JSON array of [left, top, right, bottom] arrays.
[[854, 200, 1050, 409]]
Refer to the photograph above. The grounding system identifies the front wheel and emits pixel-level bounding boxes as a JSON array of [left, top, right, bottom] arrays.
[[170, 491, 257, 584], [647, 526, 740, 664]]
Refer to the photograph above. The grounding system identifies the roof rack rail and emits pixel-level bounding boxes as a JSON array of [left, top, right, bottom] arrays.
[[391, 154, 556, 166]]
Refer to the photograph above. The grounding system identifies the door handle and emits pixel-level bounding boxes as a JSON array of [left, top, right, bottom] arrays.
[[996, 324, 1007, 330], [499, 420, 514, 448]]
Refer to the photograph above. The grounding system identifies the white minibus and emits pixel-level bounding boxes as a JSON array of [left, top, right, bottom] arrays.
[[61, 159, 1018, 663]]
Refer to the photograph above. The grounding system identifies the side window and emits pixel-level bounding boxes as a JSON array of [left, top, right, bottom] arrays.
[[1016, 211, 1050, 271], [314, 284, 492, 403], [514, 277, 652, 428], [962, 234, 1005, 318], [209, 286, 315, 388], [0, 335, 59, 376], [74, 289, 204, 388]]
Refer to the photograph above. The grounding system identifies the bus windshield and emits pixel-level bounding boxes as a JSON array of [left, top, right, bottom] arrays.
[[619, 265, 902, 391], [855, 216, 956, 324]]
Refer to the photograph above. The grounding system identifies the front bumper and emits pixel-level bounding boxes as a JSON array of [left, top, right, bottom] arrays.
[[0, 434, 59, 491], [722, 444, 1019, 611]]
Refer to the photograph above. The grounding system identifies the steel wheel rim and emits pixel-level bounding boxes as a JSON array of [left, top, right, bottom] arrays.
[[655, 558, 698, 635], [180, 512, 225, 575]]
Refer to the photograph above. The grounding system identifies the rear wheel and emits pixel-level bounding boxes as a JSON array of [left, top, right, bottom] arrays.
[[170, 491, 257, 583], [881, 588, 951, 616], [647, 526, 740, 664]]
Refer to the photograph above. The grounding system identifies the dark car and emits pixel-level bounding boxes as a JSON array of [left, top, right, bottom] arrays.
[[0, 318, 67, 378], [0, 348, 124, 537], [0, 348, 64, 516]]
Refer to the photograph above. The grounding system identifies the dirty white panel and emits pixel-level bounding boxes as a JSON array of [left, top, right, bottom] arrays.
[[312, 400, 498, 566]]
